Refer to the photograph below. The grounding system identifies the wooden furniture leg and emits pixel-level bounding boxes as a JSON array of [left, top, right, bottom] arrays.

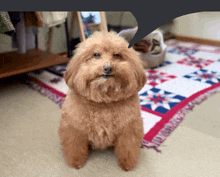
[[76, 12, 86, 41], [47, 27, 54, 52], [70, 12, 77, 41]]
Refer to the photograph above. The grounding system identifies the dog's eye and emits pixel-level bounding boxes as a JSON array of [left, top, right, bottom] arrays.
[[113, 54, 120, 58], [94, 53, 101, 58]]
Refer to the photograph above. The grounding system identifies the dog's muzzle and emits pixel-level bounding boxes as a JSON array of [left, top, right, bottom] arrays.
[[102, 65, 113, 78]]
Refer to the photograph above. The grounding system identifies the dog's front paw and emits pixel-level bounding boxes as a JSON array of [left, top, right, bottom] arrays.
[[65, 156, 87, 169], [118, 158, 137, 171], [117, 152, 139, 171]]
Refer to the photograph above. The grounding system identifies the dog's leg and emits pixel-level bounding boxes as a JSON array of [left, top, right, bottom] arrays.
[[58, 125, 89, 169], [115, 118, 144, 171]]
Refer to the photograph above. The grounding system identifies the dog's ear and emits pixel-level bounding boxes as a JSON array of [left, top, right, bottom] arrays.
[[64, 49, 83, 89], [127, 49, 147, 91], [137, 69, 147, 91], [133, 61, 146, 91], [64, 37, 97, 89]]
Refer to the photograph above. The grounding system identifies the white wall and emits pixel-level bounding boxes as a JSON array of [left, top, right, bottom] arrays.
[[171, 12, 220, 41]]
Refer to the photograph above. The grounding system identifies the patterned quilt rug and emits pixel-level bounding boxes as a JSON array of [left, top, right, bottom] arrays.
[[25, 39, 220, 152]]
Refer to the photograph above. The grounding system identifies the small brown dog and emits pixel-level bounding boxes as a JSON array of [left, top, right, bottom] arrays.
[[58, 31, 146, 171]]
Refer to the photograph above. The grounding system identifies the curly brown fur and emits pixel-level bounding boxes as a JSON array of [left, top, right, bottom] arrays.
[[58, 31, 146, 171]]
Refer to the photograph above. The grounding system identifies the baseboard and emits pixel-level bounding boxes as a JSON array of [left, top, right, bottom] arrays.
[[172, 35, 220, 46]]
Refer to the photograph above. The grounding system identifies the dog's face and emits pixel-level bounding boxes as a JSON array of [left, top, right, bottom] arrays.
[[64, 31, 146, 103]]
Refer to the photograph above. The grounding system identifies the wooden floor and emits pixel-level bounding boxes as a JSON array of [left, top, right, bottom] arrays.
[[0, 49, 70, 79]]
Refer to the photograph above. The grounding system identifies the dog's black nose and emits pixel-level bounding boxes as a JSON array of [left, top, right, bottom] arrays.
[[103, 65, 112, 75]]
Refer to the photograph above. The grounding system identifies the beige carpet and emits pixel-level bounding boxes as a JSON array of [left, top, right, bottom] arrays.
[[1, 84, 220, 177]]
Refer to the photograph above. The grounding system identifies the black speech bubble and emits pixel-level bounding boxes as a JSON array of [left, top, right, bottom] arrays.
[[128, 10, 200, 48], [127, 1, 220, 48]]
